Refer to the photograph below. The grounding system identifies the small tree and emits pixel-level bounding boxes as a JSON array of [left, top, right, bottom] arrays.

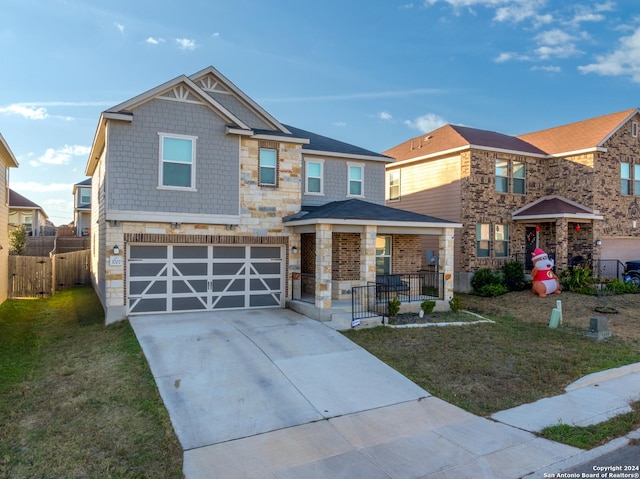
[[9, 225, 28, 255]]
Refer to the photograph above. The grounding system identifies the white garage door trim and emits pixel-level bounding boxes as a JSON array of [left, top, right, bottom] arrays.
[[127, 244, 283, 315]]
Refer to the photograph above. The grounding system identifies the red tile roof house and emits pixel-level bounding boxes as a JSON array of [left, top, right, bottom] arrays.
[[84, 66, 460, 325], [383, 109, 640, 292], [0, 134, 19, 305]]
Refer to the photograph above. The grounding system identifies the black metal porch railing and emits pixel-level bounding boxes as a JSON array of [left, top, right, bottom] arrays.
[[351, 284, 386, 327], [373, 272, 445, 302]]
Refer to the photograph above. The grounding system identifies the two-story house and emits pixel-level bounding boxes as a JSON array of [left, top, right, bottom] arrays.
[[73, 178, 91, 236], [85, 66, 459, 324], [8, 189, 50, 237], [0, 134, 19, 304], [384, 108, 640, 291]]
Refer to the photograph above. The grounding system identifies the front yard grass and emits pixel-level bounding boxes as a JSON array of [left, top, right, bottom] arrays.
[[0, 287, 182, 478], [342, 295, 640, 417]]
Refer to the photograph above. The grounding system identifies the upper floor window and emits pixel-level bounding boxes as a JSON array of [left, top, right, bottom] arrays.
[[476, 223, 509, 258], [388, 170, 400, 201], [79, 188, 90, 205], [348, 163, 364, 197], [495, 159, 525, 195], [632, 122, 638, 138], [305, 159, 323, 194], [259, 147, 278, 186], [621, 162, 631, 195], [159, 133, 196, 189]]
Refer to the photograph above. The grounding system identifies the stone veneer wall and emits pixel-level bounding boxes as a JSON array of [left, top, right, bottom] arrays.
[[459, 149, 547, 272]]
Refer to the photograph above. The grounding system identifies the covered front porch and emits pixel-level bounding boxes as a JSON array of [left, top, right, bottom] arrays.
[[512, 195, 604, 272], [284, 199, 461, 327]]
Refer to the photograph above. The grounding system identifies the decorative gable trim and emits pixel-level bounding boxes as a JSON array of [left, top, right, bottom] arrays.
[[158, 85, 205, 105], [197, 74, 231, 95], [189, 66, 292, 135]]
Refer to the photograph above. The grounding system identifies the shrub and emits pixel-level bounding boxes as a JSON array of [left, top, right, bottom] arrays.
[[477, 283, 508, 297], [471, 268, 502, 293], [388, 297, 401, 317], [449, 295, 462, 312], [503, 261, 526, 291], [420, 300, 436, 314], [560, 265, 594, 294], [605, 279, 639, 294], [9, 225, 28, 255]]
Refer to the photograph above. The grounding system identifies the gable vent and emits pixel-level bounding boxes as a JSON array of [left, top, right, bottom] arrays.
[[632, 121, 638, 138]]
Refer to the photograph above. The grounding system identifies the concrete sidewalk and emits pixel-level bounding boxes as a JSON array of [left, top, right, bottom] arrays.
[[130, 310, 640, 479]]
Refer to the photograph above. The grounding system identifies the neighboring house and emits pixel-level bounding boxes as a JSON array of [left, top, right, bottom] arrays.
[[383, 108, 640, 291], [0, 134, 19, 304], [85, 65, 459, 324], [73, 178, 91, 236], [9, 189, 50, 236]]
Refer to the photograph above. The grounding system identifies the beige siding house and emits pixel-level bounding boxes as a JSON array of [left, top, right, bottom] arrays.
[[0, 134, 19, 304], [384, 109, 640, 290]]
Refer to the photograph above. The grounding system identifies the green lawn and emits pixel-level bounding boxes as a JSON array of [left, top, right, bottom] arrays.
[[343, 312, 640, 417], [0, 287, 183, 478]]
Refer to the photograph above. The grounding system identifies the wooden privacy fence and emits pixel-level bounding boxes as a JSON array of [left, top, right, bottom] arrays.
[[9, 249, 91, 298]]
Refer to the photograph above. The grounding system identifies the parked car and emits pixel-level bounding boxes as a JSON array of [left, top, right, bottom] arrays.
[[624, 260, 640, 285]]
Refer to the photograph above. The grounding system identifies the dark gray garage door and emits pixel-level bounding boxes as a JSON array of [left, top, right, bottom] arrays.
[[127, 244, 283, 314]]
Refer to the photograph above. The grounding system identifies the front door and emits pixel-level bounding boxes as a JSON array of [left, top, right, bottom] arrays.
[[525, 227, 538, 271]]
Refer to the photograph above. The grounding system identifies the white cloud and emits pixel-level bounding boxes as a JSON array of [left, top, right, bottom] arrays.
[[333, 121, 347, 127], [212, 32, 220, 37], [534, 29, 581, 59], [424, 0, 548, 24], [146, 37, 165, 45], [0, 104, 48, 120], [404, 113, 447, 133], [495, 51, 531, 62], [578, 26, 640, 82], [11, 181, 73, 193], [176, 38, 196, 50], [36, 145, 90, 166], [378, 111, 393, 120], [531, 65, 561, 72], [114, 22, 125, 33]]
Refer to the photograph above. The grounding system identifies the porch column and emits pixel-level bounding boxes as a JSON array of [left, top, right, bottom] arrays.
[[439, 227, 455, 303], [555, 218, 569, 272], [315, 223, 332, 309], [361, 225, 377, 284]]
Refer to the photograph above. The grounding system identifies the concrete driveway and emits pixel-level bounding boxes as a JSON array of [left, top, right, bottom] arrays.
[[131, 309, 583, 479], [130, 309, 429, 450]]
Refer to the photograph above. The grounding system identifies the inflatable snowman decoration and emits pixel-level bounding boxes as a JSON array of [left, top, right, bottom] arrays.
[[531, 247, 560, 298]]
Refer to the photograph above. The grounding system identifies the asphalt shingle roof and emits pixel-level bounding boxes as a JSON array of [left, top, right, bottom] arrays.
[[252, 125, 390, 160], [513, 197, 593, 217], [9, 189, 43, 209], [383, 124, 545, 161], [284, 199, 454, 224]]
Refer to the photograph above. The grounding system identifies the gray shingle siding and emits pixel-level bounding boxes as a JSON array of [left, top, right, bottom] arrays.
[[205, 91, 272, 130], [302, 158, 386, 206], [106, 99, 239, 216]]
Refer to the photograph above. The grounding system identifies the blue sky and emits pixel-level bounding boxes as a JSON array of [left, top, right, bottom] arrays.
[[1, 0, 639, 225]]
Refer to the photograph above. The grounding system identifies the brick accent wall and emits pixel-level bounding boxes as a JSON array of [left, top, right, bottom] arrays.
[[300, 233, 316, 274], [332, 233, 360, 281], [392, 235, 422, 273]]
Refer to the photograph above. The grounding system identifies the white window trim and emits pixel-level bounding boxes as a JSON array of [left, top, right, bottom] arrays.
[[304, 158, 324, 195], [347, 162, 365, 198], [633, 122, 638, 138], [259, 147, 278, 186], [157, 132, 197, 191], [387, 170, 400, 202]]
